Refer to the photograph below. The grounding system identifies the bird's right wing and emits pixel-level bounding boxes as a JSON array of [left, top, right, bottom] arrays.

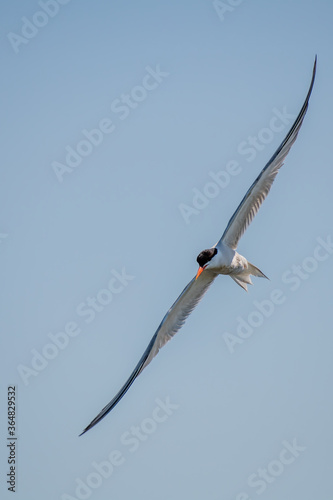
[[216, 57, 316, 251], [80, 270, 217, 435]]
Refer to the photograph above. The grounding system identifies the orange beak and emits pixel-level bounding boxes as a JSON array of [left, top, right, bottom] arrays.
[[195, 266, 204, 280]]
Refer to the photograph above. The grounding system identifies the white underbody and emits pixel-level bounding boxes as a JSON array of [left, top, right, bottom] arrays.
[[208, 243, 267, 291]]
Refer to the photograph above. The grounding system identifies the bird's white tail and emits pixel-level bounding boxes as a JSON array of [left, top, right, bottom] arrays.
[[247, 261, 268, 279], [230, 261, 268, 292]]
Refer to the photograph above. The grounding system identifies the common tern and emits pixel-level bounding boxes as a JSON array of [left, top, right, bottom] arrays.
[[80, 58, 316, 435]]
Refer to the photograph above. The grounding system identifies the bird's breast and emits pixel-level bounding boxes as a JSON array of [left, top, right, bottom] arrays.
[[215, 248, 247, 275], [214, 244, 236, 274]]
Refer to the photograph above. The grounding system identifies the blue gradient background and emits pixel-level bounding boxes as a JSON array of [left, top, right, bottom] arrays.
[[1, 1, 332, 499]]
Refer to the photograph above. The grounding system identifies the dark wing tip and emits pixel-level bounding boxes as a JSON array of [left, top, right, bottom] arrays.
[[79, 333, 158, 436], [79, 427, 89, 437], [266, 55, 317, 166], [79, 369, 143, 437], [310, 55, 317, 93]]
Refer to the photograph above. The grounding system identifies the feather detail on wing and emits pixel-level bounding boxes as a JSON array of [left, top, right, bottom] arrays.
[[79, 271, 217, 435], [217, 57, 316, 251]]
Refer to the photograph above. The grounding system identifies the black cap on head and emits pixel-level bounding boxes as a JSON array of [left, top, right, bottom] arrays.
[[196, 248, 217, 268]]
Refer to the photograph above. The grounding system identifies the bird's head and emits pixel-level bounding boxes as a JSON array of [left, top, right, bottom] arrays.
[[195, 247, 218, 279]]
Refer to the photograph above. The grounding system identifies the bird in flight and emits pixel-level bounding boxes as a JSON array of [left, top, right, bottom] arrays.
[[80, 58, 316, 436]]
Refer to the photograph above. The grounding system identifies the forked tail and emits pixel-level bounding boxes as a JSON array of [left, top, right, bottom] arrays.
[[230, 261, 268, 292]]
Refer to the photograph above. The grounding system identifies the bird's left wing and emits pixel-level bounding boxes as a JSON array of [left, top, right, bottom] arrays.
[[217, 57, 316, 251], [80, 270, 217, 435]]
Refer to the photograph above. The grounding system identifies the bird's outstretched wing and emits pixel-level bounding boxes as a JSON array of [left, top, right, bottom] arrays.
[[217, 57, 316, 251], [80, 59, 316, 435], [80, 271, 217, 435]]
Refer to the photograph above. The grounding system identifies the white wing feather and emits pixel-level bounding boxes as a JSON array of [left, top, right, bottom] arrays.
[[80, 271, 217, 434], [217, 57, 316, 250]]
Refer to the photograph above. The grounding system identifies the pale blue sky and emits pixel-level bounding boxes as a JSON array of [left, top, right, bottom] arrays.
[[1, 1, 332, 499]]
